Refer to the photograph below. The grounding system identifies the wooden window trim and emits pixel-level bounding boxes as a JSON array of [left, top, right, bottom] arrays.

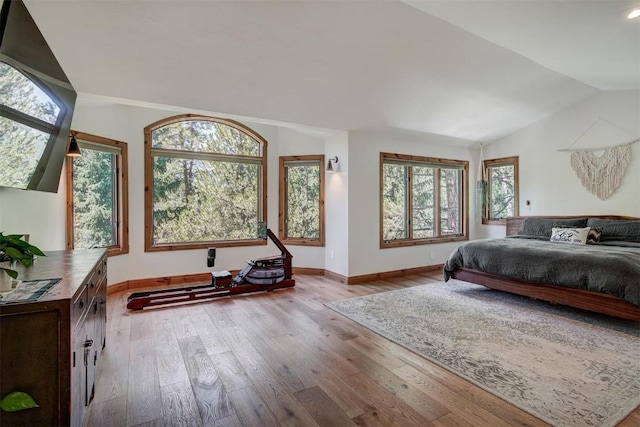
[[482, 156, 519, 226], [65, 131, 129, 257], [380, 152, 469, 249], [144, 114, 268, 252], [278, 155, 325, 247]]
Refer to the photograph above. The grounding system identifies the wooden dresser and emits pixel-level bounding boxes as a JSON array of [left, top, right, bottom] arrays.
[[0, 249, 107, 427]]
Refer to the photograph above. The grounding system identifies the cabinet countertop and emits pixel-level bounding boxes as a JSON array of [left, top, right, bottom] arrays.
[[5, 248, 106, 303]]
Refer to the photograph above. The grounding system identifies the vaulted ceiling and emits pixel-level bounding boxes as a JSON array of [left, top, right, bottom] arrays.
[[24, 0, 640, 143]]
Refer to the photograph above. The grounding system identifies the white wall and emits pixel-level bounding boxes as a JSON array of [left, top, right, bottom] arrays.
[[272, 127, 326, 269], [8, 90, 635, 283], [479, 90, 640, 239], [346, 130, 474, 277], [0, 98, 328, 285], [324, 132, 350, 277], [0, 184, 66, 251]]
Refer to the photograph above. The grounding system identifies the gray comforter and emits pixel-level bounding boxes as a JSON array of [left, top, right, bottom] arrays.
[[443, 237, 640, 307]]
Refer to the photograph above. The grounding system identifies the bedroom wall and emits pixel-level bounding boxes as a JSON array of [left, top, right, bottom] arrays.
[[480, 90, 640, 239], [324, 132, 350, 278], [0, 98, 329, 285], [274, 127, 328, 270], [0, 97, 479, 283], [12, 91, 633, 282], [0, 184, 66, 251], [346, 130, 474, 277]]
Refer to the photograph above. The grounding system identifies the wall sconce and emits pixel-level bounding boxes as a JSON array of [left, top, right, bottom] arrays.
[[326, 156, 338, 173], [67, 133, 81, 157]]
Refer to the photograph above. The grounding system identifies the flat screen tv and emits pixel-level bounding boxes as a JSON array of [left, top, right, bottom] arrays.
[[0, 0, 76, 193]]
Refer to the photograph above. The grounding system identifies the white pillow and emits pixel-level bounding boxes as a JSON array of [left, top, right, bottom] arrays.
[[550, 227, 590, 245]]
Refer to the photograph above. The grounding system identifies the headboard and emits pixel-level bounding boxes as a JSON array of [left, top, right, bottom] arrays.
[[505, 215, 640, 237]]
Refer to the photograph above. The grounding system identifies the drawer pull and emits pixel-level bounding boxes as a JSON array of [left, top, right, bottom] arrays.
[[78, 299, 84, 309]]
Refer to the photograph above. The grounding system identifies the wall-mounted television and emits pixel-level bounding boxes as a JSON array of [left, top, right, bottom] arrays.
[[0, 0, 76, 193]]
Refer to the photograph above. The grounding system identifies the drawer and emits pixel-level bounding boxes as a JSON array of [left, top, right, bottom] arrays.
[[91, 257, 107, 297], [72, 284, 89, 330], [87, 270, 98, 297]]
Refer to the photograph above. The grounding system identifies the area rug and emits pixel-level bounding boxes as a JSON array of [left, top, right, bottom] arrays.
[[326, 280, 640, 427]]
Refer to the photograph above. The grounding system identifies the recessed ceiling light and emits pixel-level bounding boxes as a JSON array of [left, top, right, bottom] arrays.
[[628, 8, 640, 19]]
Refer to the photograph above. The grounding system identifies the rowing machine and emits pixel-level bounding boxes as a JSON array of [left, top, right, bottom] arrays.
[[126, 228, 295, 310]]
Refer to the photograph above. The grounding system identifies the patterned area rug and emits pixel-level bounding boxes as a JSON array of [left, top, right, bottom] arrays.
[[326, 280, 640, 427]]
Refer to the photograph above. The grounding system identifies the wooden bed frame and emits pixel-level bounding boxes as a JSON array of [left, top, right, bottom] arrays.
[[451, 215, 640, 321]]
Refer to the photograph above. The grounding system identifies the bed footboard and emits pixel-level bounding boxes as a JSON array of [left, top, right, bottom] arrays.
[[452, 268, 640, 321]]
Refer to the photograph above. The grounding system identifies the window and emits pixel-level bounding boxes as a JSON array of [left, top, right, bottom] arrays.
[[380, 152, 468, 248], [66, 132, 129, 256], [279, 155, 325, 246], [483, 156, 519, 225], [145, 114, 267, 251], [0, 61, 63, 189]]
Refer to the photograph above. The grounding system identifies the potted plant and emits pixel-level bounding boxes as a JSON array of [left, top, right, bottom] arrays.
[[0, 233, 46, 292]]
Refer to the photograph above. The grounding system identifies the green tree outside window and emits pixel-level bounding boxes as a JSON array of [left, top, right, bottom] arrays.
[[381, 153, 468, 248], [145, 116, 267, 251], [483, 156, 519, 224], [66, 132, 128, 256], [279, 156, 325, 246]]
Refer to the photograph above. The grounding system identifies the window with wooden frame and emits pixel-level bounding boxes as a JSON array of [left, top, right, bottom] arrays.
[[380, 152, 469, 248], [279, 155, 325, 246], [65, 131, 129, 256], [144, 114, 267, 251], [483, 156, 519, 225]]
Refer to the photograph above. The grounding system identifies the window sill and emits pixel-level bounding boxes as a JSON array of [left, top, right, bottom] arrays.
[[381, 235, 468, 249], [145, 239, 267, 252], [281, 238, 324, 247], [482, 219, 507, 226]]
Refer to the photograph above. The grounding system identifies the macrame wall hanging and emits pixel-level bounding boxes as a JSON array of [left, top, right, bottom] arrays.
[[559, 117, 638, 200]]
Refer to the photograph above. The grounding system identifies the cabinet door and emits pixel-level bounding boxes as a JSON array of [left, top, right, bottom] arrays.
[[86, 297, 99, 405], [0, 310, 60, 426], [71, 326, 86, 427], [98, 279, 107, 349]]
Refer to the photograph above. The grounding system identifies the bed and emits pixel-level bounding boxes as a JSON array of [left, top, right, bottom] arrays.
[[443, 215, 640, 321]]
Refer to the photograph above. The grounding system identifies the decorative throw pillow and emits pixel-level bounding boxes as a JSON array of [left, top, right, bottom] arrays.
[[553, 222, 602, 244], [587, 227, 602, 244], [550, 227, 590, 245]]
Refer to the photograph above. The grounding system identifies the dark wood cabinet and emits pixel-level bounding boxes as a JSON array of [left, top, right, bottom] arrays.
[[0, 249, 107, 427]]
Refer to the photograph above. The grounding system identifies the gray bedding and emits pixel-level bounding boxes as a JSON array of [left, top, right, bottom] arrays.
[[443, 237, 640, 307]]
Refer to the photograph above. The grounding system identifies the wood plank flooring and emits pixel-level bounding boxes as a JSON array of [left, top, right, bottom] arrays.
[[87, 273, 640, 426]]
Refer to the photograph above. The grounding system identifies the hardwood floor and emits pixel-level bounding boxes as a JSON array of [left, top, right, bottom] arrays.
[[87, 273, 640, 427]]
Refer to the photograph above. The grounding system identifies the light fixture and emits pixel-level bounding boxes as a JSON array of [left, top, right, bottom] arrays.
[[629, 8, 640, 19], [326, 156, 338, 173], [67, 133, 81, 157]]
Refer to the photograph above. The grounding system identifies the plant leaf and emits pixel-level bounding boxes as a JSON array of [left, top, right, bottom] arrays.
[[3, 247, 23, 260], [1, 268, 18, 280], [0, 392, 39, 412], [27, 245, 46, 257]]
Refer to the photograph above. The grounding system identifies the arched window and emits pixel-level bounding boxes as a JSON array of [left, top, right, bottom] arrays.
[[144, 114, 267, 251]]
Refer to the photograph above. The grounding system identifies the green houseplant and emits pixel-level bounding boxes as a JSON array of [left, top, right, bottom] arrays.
[[0, 234, 44, 411], [0, 232, 46, 283]]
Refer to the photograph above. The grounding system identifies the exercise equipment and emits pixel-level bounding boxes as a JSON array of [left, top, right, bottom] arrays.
[[126, 228, 294, 310]]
